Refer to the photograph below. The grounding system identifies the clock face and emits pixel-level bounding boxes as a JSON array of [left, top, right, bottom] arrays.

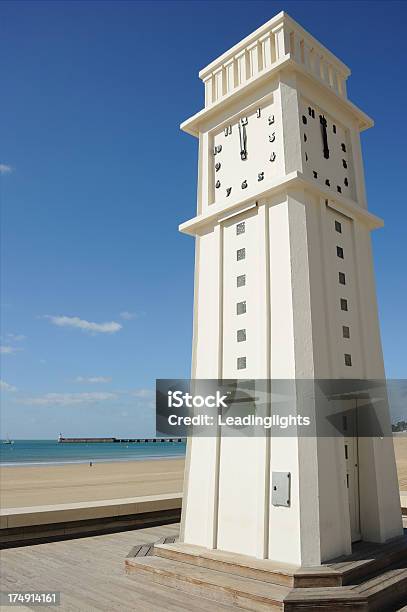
[[300, 98, 354, 200], [210, 96, 280, 204]]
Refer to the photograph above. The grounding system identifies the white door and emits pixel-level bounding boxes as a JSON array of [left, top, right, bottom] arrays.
[[343, 409, 360, 542]]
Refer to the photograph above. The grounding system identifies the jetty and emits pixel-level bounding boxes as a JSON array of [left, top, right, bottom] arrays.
[[58, 436, 186, 444]]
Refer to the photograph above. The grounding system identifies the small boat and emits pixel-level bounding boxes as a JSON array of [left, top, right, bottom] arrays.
[[3, 434, 14, 445]]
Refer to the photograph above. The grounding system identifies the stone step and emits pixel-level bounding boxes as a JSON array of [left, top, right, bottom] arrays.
[[125, 554, 290, 611]]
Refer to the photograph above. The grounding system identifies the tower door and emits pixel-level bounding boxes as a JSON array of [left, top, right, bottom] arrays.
[[343, 409, 360, 542]]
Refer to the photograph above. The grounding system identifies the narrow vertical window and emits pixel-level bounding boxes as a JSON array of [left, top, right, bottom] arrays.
[[339, 272, 346, 285], [342, 325, 350, 338], [336, 246, 344, 259], [236, 301, 246, 315], [237, 357, 247, 370], [237, 274, 246, 288], [237, 248, 246, 261], [236, 221, 245, 235], [335, 220, 342, 233], [340, 298, 348, 311], [237, 329, 246, 342], [344, 353, 352, 366]]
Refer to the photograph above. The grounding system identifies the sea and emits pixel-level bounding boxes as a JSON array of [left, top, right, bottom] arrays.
[[0, 439, 186, 467]]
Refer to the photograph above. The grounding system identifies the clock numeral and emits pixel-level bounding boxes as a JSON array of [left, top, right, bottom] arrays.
[[268, 115, 275, 125], [215, 180, 221, 189], [269, 152, 276, 162], [240, 116, 248, 126], [215, 162, 221, 172], [344, 177, 349, 187], [325, 179, 330, 187], [258, 172, 264, 181], [216, 144, 222, 153], [224, 125, 232, 136], [256, 108, 261, 118], [241, 180, 248, 189], [226, 187, 232, 197], [213, 146, 217, 156], [269, 133, 275, 143]]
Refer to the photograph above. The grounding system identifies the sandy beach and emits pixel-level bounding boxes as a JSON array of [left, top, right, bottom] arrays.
[[394, 434, 407, 491], [0, 457, 185, 508], [0, 436, 406, 510]]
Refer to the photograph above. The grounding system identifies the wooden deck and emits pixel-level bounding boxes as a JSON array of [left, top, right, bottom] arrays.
[[0, 523, 235, 611]]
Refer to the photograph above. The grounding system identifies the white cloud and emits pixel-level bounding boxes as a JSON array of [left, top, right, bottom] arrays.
[[132, 388, 154, 398], [120, 311, 137, 320], [0, 379, 17, 392], [75, 376, 112, 384], [0, 164, 13, 175], [7, 333, 25, 342], [45, 315, 122, 334], [22, 392, 116, 406], [0, 345, 20, 354]]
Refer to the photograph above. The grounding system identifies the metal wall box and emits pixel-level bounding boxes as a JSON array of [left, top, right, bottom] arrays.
[[272, 471, 291, 507]]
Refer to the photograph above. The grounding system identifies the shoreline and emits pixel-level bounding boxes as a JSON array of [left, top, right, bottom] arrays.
[[0, 453, 185, 468]]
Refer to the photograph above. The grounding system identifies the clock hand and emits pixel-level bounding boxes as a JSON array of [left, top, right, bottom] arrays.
[[319, 114, 329, 159], [238, 122, 247, 160]]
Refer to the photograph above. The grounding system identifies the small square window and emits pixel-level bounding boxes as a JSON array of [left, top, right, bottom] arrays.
[[237, 274, 246, 288], [237, 248, 246, 261], [340, 298, 348, 311], [342, 325, 350, 339], [339, 272, 346, 285], [344, 353, 352, 366], [236, 301, 246, 315], [335, 220, 342, 233], [336, 246, 344, 259], [237, 356, 247, 370], [236, 221, 245, 235], [237, 329, 246, 342]]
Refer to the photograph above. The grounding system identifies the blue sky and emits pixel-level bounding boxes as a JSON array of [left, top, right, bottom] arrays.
[[1, 1, 406, 438]]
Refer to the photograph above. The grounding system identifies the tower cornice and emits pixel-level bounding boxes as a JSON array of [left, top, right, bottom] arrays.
[[179, 172, 383, 236]]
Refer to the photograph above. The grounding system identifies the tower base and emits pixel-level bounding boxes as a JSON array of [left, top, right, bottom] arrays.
[[125, 533, 407, 611]]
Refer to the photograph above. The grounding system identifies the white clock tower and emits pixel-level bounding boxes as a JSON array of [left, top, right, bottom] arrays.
[[177, 12, 402, 567]]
